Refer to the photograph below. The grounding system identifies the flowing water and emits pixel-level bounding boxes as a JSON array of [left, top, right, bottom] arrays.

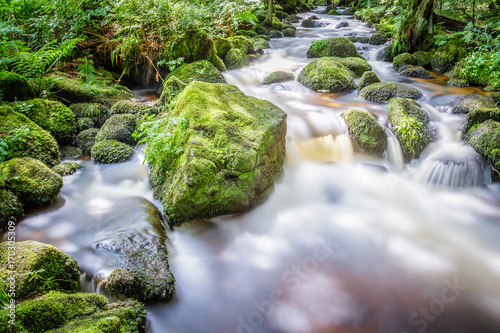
[[4, 7, 500, 333]]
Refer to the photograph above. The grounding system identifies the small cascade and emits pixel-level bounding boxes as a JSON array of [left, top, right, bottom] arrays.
[[413, 144, 491, 188], [291, 133, 354, 163], [385, 130, 404, 172]]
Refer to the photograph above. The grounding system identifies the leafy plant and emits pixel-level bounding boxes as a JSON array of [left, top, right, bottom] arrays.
[[0, 125, 32, 163], [24, 269, 70, 291], [158, 57, 185, 72], [77, 57, 97, 83], [0, 284, 10, 310]]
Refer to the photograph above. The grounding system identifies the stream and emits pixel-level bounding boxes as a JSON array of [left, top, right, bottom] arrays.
[[5, 6, 500, 333]]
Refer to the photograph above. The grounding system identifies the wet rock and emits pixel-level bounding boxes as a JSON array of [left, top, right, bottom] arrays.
[[77, 117, 94, 132], [357, 71, 381, 91], [332, 57, 372, 76], [111, 100, 158, 117], [376, 43, 394, 62], [431, 43, 464, 73], [95, 114, 137, 146], [465, 120, 500, 181], [388, 98, 435, 162], [340, 9, 355, 15], [308, 15, 319, 20], [149, 82, 287, 225], [267, 30, 284, 38], [224, 48, 250, 69], [399, 66, 431, 78], [359, 82, 422, 103], [75, 127, 99, 155], [348, 36, 370, 43], [328, 9, 341, 15], [0, 71, 33, 102], [298, 57, 356, 92], [91, 139, 134, 164], [451, 94, 496, 114], [214, 37, 231, 58], [322, 5, 337, 14], [336, 21, 348, 28], [52, 162, 81, 176], [0, 189, 23, 232], [393, 53, 419, 72], [343, 109, 387, 157], [283, 27, 296, 37], [254, 37, 271, 53], [262, 71, 295, 85], [464, 108, 500, 134], [369, 33, 387, 45], [344, 32, 357, 37], [490, 92, 500, 106], [307, 37, 363, 58], [69, 102, 110, 128], [0, 241, 80, 299]]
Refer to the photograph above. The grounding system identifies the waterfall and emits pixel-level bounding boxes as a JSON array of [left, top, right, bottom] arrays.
[[385, 130, 405, 172], [291, 134, 354, 163]]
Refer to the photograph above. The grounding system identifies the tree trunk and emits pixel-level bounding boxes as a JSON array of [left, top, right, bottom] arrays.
[[394, 0, 434, 54]]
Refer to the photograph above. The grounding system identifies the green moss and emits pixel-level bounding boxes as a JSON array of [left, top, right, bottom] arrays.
[[0, 189, 23, 232], [331, 57, 372, 76], [267, 30, 283, 38], [359, 82, 422, 103], [254, 38, 271, 53], [60, 146, 82, 159], [0, 241, 80, 300], [463, 108, 500, 134], [376, 43, 394, 62], [465, 120, 500, 181], [343, 109, 388, 157], [388, 98, 435, 162], [490, 92, 500, 106], [157, 76, 189, 105], [0, 71, 33, 102], [451, 94, 496, 114], [110, 100, 158, 117], [307, 38, 363, 59], [52, 162, 81, 176], [297, 57, 355, 93], [246, 38, 256, 54], [149, 81, 287, 225], [328, 10, 340, 15], [369, 33, 387, 45], [281, 27, 295, 38], [166, 60, 226, 85], [393, 53, 419, 72], [256, 34, 271, 41], [69, 103, 110, 127], [347, 36, 370, 43], [12, 99, 76, 143], [431, 41, 466, 73], [357, 71, 381, 91], [322, 5, 337, 14], [0, 106, 60, 167], [254, 10, 268, 23], [228, 36, 249, 54], [224, 48, 250, 70], [285, 14, 300, 23], [75, 128, 99, 155], [412, 51, 433, 68], [91, 140, 133, 164], [95, 114, 137, 146], [262, 71, 295, 85], [399, 66, 431, 78], [214, 37, 231, 58], [77, 117, 94, 132], [0, 157, 63, 207]]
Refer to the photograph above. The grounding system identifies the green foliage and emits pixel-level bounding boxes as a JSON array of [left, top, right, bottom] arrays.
[[158, 57, 185, 72], [24, 269, 72, 292], [77, 58, 97, 83], [0, 125, 32, 163], [0, 284, 9, 310]]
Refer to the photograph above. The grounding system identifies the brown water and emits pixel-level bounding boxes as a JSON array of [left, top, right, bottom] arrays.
[[5, 6, 500, 333]]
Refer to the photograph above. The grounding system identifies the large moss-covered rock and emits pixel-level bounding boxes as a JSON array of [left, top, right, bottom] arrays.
[[12, 98, 76, 143], [357, 71, 381, 91], [75, 128, 99, 155], [267, 30, 284, 38], [95, 114, 137, 146], [0, 106, 60, 167], [0, 157, 63, 207], [369, 33, 387, 45], [157, 76, 189, 105], [262, 71, 295, 85], [463, 108, 500, 134], [376, 43, 394, 62], [388, 98, 435, 162], [168, 60, 226, 84], [348, 36, 370, 43], [0, 71, 33, 102], [69, 102, 110, 128], [224, 48, 250, 70], [393, 53, 419, 72], [76, 117, 94, 132], [52, 162, 81, 177], [60, 145, 82, 159], [215, 37, 231, 58], [490, 92, 500, 106], [359, 82, 422, 103], [283, 28, 296, 37], [465, 120, 500, 181], [399, 65, 431, 78], [431, 42, 465, 73], [307, 38, 363, 58], [228, 36, 249, 54], [301, 19, 316, 27], [0, 189, 23, 232], [149, 81, 286, 225], [110, 100, 158, 117], [91, 140, 134, 164], [297, 58, 355, 92], [413, 51, 433, 68], [332, 57, 372, 76], [343, 109, 387, 157], [254, 37, 271, 53], [0, 291, 147, 333], [0, 241, 80, 299], [451, 94, 496, 114]]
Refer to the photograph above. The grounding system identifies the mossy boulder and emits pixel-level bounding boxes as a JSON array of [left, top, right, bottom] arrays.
[[347, 36, 370, 43], [283, 27, 296, 37], [52, 162, 81, 177], [388, 98, 435, 162], [267, 30, 284, 38], [0, 189, 23, 232], [369, 33, 388, 45], [393, 53, 419, 72], [431, 42, 465, 73], [76, 117, 94, 132], [0, 106, 60, 167], [332, 57, 372, 76], [215, 37, 231, 58], [60, 146, 82, 159], [68, 102, 110, 128], [255, 10, 269, 23], [224, 48, 250, 70], [323, 5, 337, 13], [46, 75, 135, 107], [12, 99, 76, 143], [328, 9, 340, 15], [490, 92, 500, 106], [91, 139, 134, 164], [357, 71, 381, 91], [75, 128, 99, 155], [298, 57, 356, 92], [463, 108, 500, 134], [343, 109, 388, 157], [465, 120, 500, 181], [157, 76, 190, 105], [0, 241, 80, 299], [95, 114, 137, 146], [451, 94, 496, 114], [168, 60, 226, 85], [149, 81, 287, 225], [228, 36, 249, 54], [376, 43, 394, 62], [412, 51, 433, 68], [254, 38, 271, 53], [359, 82, 422, 103], [399, 66, 431, 78], [307, 38, 363, 58], [0, 157, 63, 207], [301, 19, 316, 28], [0, 71, 33, 102], [285, 14, 301, 23], [262, 71, 295, 85], [0, 291, 147, 333], [110, 100, 158, 117]]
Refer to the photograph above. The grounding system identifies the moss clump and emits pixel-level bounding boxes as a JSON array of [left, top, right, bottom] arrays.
[[285, 14, 300, 23], [52, 162, 81, 177], [0, 241, 80, 299], [283, 27, 296, 37], [60, 146, 82, 159], [463, 108, 500, 134], [357, 71, 381, 91], [451, 94, 496, 114], [331, 57, 372, 76], [393, 53, 419, 72], [110, 100, 158, 117], [76, 117, 94, 132], [388, 98, 435, 162], [376, 43, 394, 62], [0, 189, 23, 232], [399, 66, 431, 78], [167, 60, 226, 85], [369, 33, 387, 45], [328, 10, 340, 15], [95, 114, 137, 146], [307, 38, 363, 58], [0, 157, 63, 207], [214, 37, 231, 58], [224, 48, 250, 70], [157, 75, 189, 105], [91, 139, 134, 164], [262, 71, 295, 85], [12, 99, 76, 143], [412, 51, 433, 68], [0, 71, 33, 102], [359, 82, 422, 103], [343, 109, 388, 157], [267, 30, 284, 38], [69, 102, 110, 128], [490, 92, 500, 106], [431, 41, 466, 73], [149, 81, 287, 225], [75, 128, 99, 155], [0, 106, 60, 167], [228, 36, 249, 54], [254, 38, 271, 53], [256, 34, 271, 41], [46, 75, 135, 107], [465, 120, 500, 181], [322, 5, 337, 14], [298, 57, 355, 93]]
